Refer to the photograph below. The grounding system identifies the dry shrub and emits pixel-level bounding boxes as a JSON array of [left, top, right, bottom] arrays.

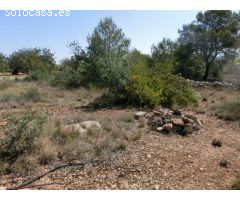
[[216, 98, 240, 121]]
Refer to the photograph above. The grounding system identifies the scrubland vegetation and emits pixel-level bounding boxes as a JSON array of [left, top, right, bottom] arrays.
[[0, 10, 240, 189]]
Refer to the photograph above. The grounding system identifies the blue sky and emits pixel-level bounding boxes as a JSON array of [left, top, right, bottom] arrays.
[[0, 10, 199, 62]]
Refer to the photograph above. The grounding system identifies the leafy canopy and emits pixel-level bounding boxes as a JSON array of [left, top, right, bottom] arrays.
[[178, 10, 240, 80]]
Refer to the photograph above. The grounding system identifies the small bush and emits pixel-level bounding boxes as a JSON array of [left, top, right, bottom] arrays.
[[232, 175, 240, 189], [51, 70, 85, 89], [0, 81, 12, 91], [216, 100, 240, 121], [0, 112, 46, 164], [219, 158, 229, 168], [160, 74, 198, 107], [21, 87, 42, 103]]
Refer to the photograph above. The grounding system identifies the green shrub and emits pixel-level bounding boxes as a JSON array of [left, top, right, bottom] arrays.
[[51, 70, 85, 89], [232, 175, 240, 189], [219, 158, 229, 168], [161, 74, 198, 107], [216, 100, 240, 121], [0, 112, 46, 164], [126, 68, 164, 107], [126, 63, 198, 108]]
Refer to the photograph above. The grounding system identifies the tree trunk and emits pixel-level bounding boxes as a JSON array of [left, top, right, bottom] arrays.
[[12, 69, 18, 75], [203, 62, 210, 80]]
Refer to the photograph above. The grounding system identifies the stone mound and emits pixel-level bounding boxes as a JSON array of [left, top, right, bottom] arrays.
[[135, 108, 202, 136]]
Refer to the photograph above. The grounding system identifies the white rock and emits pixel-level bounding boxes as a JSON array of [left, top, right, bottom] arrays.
[[80, 121, 101, 130], [134, 111, 147, 120], [146, 154, 152, 159], [63, 123, 87, 134], [156, 127, 164, 132]]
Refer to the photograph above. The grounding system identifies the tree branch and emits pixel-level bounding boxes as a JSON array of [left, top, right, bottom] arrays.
[[6, 158, 98, 190]]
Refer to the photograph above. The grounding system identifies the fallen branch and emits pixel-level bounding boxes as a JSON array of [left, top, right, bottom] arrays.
[[16, 181, 64, 189], [5, 151, 122, 190], [6, 158, 97, 190]]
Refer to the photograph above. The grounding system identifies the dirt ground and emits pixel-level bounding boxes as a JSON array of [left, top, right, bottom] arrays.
[[0, 82, 240, 190]]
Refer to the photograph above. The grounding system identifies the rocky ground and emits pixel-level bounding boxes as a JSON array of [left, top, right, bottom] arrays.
[[0, 82, 240, 190]]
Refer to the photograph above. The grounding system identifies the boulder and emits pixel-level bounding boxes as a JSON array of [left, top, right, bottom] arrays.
[[173, 109, 182, 116], [171, 118, 184, 126], [80, 121, 101, 130], [148, 116, 163, 128], [63, 123, 87, 134], [134, 111, 147, 120], [182, 117, 194, 124], [153, 110, 165, 117]]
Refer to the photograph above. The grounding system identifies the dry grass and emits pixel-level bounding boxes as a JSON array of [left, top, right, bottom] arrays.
[[0, 80, 142, 177], [216, 98, 240, 121]]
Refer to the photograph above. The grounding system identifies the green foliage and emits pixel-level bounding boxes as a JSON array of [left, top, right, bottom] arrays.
[[126, 62, 164, 107], [0, 112, 46, 164], [161, 73, 198, 107], [51, 69, 85, 88], [0, 53, 9, 72], [216, 99, 240, 121], [151, 38, 176, 65], [235, 57, 240, 64], [232, 175, 240, 189], [174, 44, 205, 80], [87, 17, 131, 90], [179, 10, 240, 80], [219, 158, 229, 168], [125, 50, 198, 107], [8, 48, 56, 78]]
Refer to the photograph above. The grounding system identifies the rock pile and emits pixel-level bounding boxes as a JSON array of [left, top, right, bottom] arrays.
[[189, 80, 224, 88], [135, 108, 202, 136]]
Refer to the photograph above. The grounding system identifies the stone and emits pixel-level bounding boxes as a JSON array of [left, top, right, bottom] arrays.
[[163, 123, 173, 132], [212, 139, 222, 147], [149, 116, 163, 127], [156, 127, 164, 132], [0, 120, 7, 126], [134, 111, 147, 120], [171, 118, 184, 126], [196, 119, 202, 127], [63, 123, 87, 134], [213, 81, 224, 87], [182, 117, 194, 124], [80, 121, 101, 130], [146, 154, 151, 159], [173, 108, 182, 116], [145, 113, 152, 118], [153, 110, 165, 117]]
